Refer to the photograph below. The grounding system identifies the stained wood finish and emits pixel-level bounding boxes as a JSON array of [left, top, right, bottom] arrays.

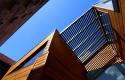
[[0, 0, 48, 45], [94, 0, 125, 60], [43, 31, 87, 80], [0, 53, 15, 65], [1, 31, 53, 80], [2, 65, 33, 80], [85, 44, 118, 71], [0, 53, 15, 79], [2, 31, 87, 80]]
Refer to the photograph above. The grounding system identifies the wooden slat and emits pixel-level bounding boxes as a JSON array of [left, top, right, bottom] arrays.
[[85, 45, 117, 71], [3, 65, 33, 80], [94, 0, 125, 61]]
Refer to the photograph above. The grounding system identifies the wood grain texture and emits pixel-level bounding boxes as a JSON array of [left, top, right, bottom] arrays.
[[85, 45, 117, 71], [2, 31, 87, 80], [94, 0, 125, 60]]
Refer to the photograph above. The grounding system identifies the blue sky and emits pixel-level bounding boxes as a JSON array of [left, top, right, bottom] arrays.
[[0, 0, 98, 61]]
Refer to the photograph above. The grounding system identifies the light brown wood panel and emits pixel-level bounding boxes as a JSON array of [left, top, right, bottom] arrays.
[[44, 31, 87, 80], [119, 0, 125, 37], [2, 31, 87, 80], [3, 65, 33, 80], [85, 45, 117, 71], [94, 0, 125, 61]]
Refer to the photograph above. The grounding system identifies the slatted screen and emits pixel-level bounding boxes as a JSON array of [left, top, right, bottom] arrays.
[[61, 8, 115, 64], [85, 44, 117, 71]]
